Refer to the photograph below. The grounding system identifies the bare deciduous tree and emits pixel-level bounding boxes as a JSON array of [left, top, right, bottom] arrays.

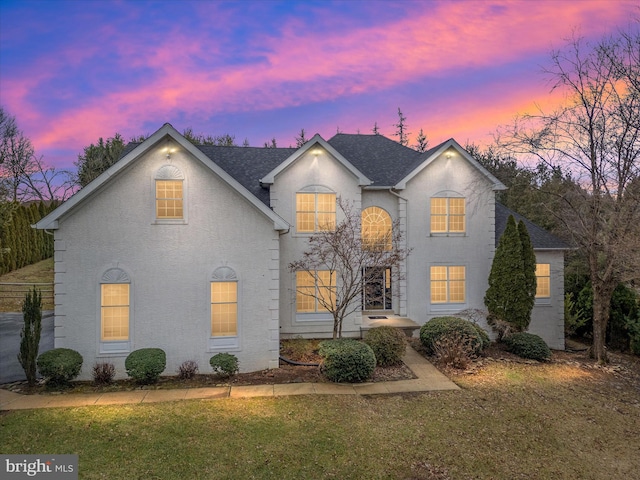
[[0, 107, 74, 203], [498, 26, 640, 362], [289, 198, 411, 339]]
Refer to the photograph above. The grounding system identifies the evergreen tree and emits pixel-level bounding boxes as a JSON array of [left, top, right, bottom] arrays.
[[484, 215, 528, 336], [393, 108, 409, 146], [414, 128, 429, 152], [372, 122, 380, 135], [295, 129, 308, 147], [263, 138, 278, 148], [518, 220, 537, 330], [18, 287, 42, 386], [75, 134, 125, 187]]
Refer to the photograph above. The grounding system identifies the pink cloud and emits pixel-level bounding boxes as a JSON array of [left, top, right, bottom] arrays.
[[3, 0, 636, 165]]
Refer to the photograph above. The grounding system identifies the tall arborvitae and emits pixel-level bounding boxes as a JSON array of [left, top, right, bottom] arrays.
[[484, 215, 528, 336], [518, 220, 537, 330], [18, 287, 42, 386]]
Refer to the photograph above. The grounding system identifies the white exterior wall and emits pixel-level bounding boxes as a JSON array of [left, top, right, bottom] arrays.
[[53, 142, 280, 379], [401, 151, 496, 326], [530, 250, 565, 350], [272, 148, 363, 338]]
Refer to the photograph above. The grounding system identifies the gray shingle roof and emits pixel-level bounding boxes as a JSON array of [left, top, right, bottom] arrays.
[[495, 202, 570, 250], [327, 133, 444, 186], [196, 145, 296, 205]]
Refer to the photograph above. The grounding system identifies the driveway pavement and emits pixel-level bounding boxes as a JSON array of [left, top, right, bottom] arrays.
[[0, 311, 54, 384]]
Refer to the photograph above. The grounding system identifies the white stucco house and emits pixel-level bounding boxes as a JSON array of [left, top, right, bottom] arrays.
[[35, 123, 568, 379]]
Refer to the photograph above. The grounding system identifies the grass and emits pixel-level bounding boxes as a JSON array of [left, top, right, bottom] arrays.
[[2, 359, 639, 479], [0, 258, 54, 311]]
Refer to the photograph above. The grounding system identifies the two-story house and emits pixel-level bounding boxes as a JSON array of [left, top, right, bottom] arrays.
[[35, 124, 566, 379]]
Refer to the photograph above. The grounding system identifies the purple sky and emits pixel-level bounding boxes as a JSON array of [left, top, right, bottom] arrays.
[[1, 0, 637, 170]]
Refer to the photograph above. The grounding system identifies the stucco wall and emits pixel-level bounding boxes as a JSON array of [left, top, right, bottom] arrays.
[[529, 250, 565, 350], [53, 139, 280, 379], [272, 147, 364, 337], [401, 151, 497, 325]]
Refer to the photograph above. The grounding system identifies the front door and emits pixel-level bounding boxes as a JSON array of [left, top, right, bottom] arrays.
[[363, 267, 392, 310]]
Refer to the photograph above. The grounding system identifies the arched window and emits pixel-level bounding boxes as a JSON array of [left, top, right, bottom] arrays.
[[155, 165, 184, 220], [210, 267, 238, 338], [362, 206, 392, 250], [100, 267, 131, 354]]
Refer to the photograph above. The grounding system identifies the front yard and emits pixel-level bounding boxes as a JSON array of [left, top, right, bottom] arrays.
[[2, 346, 639, 479]]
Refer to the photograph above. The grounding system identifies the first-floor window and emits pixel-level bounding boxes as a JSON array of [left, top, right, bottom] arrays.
[[211, 281, 238, 336], [296, 270, 336, 312], [535, 264, 550, 298], [430, 266, 465, 303], [363, 267, 392, 310], [101, 284, 130, 341]]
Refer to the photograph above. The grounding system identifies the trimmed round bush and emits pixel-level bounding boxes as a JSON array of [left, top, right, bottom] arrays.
[[420, 317, 482, 355], [209, 353, 239, 377], [319, 338, 376, 383], [504, 332, 551, 361], [37, 348, 83, 386], [125, 348, 166, 384], [363, 326, 406, 367]]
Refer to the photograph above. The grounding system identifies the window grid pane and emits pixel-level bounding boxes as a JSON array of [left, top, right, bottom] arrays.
[[101, 284, 130, 341], [535, 263, 551, 298], [296, 270, 336, 313], [156, 180, 184, 219], [430, 266, 465, 303], [362, 207, 392, 250], [296, 192, 336, 232], [211, 282, 238, 336], [431, 197, 465, 233]]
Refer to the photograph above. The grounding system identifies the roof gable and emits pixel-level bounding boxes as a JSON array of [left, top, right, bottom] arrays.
[[260, 134, 371, 186], [394, 138, 506, 191], [35, 123, 289, 231]]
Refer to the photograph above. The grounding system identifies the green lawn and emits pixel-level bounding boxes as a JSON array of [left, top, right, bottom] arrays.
[[2, 360, 638, 479], [0, 258, 54, 311]]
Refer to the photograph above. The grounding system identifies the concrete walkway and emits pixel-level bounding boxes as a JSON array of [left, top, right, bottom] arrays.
[[0, 348, 458, 411]]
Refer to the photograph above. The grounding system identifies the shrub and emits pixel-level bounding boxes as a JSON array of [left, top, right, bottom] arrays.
[[92, 362, 116, 385], [18, 287, 42, 386], [37, 348, 83, 386], [125, 348, 166, 384], [363, 326, 406, 367], [504, 332, 551, 361], [177, 360, 199, 380], [420, 317, 482, 355], [470, 323, 491, 351], [209, 353, 239, 377], [318, 338, 376, 383], [432, 333, 476, 369]]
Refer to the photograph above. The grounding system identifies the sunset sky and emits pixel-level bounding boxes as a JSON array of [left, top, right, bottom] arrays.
[[1, 0, 638, 170]]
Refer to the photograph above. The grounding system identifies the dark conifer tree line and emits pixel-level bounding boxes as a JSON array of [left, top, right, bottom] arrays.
[[0, 201, 56, 274]]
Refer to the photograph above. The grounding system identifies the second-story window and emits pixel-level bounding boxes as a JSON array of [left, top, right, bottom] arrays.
[[431, 197, 465, 233], [296, 187, 336, 232]]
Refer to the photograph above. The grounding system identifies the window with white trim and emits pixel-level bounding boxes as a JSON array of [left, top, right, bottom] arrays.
[[430, 265, 465, 303], [209, 266, 240, 351], [155, 165, 185, 221], [296, 270, 336, 312], [535, 263, 551, 298], [296, 187, 336, 232], [362, 206, 392, 251], [211, 281, 238, 337], [430, 197, 465, 233], [99, 267, 131, 354]]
